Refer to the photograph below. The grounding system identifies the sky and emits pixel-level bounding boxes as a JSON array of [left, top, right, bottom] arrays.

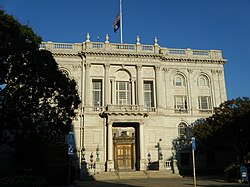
[[1, 0, 250, 100]]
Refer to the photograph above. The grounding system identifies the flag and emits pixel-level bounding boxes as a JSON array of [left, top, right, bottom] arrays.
[[112, 14, 120, 33]]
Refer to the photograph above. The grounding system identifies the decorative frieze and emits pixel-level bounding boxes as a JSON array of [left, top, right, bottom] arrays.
[[72, 64, 82, 70]]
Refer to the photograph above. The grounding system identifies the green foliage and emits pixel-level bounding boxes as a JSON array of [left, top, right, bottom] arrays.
[[0, 10, 80, 171], [172, 124, 193, 152], [0, 175, 47, 186], [192, 97, 250, 161]]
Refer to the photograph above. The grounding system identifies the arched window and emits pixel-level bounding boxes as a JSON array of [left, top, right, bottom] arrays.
[[178, 123, 187, 138], [198, 75, 209, 87], [174, 74, 185, 87]]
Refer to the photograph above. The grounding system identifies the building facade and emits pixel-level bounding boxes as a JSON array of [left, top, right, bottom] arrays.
[[41, 33, 227, 173]]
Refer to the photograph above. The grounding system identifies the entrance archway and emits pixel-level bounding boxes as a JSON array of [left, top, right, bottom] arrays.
[[112, 123, 140, 171]]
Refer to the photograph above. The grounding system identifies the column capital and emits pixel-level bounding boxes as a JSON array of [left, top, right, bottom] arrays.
[[163, 67, 169, 72], [136, 64, 142, 70], [139, 121, 145, 126], [104, 62, 110, 69], [85, 62, 91, 69], [155, 65, 161, 71], [187, 69, 193, 74], [107, 121, 113, 126]]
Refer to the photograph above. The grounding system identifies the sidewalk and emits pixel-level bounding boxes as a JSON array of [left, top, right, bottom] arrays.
[[75, 176, 249, 187]]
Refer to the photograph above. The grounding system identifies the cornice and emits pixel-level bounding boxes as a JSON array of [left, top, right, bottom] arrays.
[[80, 51, 160, 59], [52, 52, 79, 57], [51, 51, 227, 65], [160, 56, 227, 64]]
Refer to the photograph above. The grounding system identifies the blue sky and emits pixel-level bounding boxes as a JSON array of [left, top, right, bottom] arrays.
[[1, 0, 250, 100]]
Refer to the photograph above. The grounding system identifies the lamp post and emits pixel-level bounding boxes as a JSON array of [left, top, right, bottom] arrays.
[[96, 145, 100, 162], [90, 152, 94, 169], [81, 147, 85, 163], [147, 151, 151, 163]]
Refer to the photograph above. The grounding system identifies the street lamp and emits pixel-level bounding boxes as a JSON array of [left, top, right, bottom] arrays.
[[81, 147, 85, 162], [147, 151, 151, 163], [90, 152, 94, 169], [96, 145, 100, 162]]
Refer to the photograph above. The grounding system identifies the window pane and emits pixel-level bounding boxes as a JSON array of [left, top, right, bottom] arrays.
[[119, 82, 126, 90], [144, 81, 154, 107], [175, 77, 182, 86], [179, 123, 187, 138], [92, 80, 102, 107], [174, 96, 187, 109], [199, 96, 211, 109], [116, 81, 130, 105], [199, 77, 206, 86]]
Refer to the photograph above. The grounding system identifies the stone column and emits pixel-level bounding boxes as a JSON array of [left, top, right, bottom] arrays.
[[137, 65, 143, 108], [217, 70, 227, 103], [107, 122, 114, 171], [187, 69, 193, 115], [131, 79, 136, 105], [84, 62, 91, 111], [163, 68, 170, 110], [104, 63, 110, 106], [139, 122, 146, 170], [111, 80, 115, 104], [155, 65, 165, 110]]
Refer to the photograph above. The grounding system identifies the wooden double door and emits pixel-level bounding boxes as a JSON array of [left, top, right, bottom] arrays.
[[114, 135, 136, 171]]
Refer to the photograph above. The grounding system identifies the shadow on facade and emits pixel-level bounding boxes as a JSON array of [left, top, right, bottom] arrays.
[[0, 132, 87, 186], [74, 176, 243, 187], [175, 147, 235, 177]]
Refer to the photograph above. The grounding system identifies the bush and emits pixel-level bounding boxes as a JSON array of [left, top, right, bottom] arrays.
[[0, 175, 47, 186], [224, 163, 240, 181]]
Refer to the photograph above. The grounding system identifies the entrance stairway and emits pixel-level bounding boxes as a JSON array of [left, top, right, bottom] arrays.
[[86, 170, 179, 181]]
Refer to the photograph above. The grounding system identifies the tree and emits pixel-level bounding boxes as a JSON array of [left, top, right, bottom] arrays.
[[192, 97, 250, 164], [0, 10, 80, 170], [172, 124, 193, 153]]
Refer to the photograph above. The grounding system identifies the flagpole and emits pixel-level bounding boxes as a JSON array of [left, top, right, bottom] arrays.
[[120, 0, 123, 43]]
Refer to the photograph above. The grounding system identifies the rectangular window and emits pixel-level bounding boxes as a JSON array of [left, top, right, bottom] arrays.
[[198, 96, 211, 110], [92, 80, 102, 109], [174, 96, 187, 110], [144, 81, 154, 108], [116, 81, 130, 105]]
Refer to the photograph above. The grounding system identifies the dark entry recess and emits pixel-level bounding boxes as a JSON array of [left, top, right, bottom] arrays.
[[113, 123, 140, 171]]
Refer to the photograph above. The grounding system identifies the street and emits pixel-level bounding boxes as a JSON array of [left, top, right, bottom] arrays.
[[76, 176, 249, 187]]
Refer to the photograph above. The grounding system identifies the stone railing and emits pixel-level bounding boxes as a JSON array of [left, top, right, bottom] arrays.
[[104, 105, 155, 113], [40, 34, 224, 61], [165, 161, 172, 170], [106, 105, 141, 113]]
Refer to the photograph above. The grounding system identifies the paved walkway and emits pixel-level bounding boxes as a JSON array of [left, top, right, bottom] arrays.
[[76, 176, 249, 187]]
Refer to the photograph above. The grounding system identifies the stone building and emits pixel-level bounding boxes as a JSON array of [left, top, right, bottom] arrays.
[[40, 33, 227, 173]]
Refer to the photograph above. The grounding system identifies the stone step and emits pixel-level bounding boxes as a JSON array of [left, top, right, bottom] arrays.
[[83, 170, 179, 181], [118, 171, 148, 179], [147, 170, 175, 178], [89, 171, 118, 181]]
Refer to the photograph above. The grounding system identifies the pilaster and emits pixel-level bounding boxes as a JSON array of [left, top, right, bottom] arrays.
[[155, 65, 165, 111], [106, 122, 114, 171], [139, 122, 145, 171], [104, 63, 110, 106], [84, 62, 91, 111], [137, 65, 143, 106]]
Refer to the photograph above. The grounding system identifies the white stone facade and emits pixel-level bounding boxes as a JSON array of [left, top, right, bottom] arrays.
[[41, 34, 227, 172]]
